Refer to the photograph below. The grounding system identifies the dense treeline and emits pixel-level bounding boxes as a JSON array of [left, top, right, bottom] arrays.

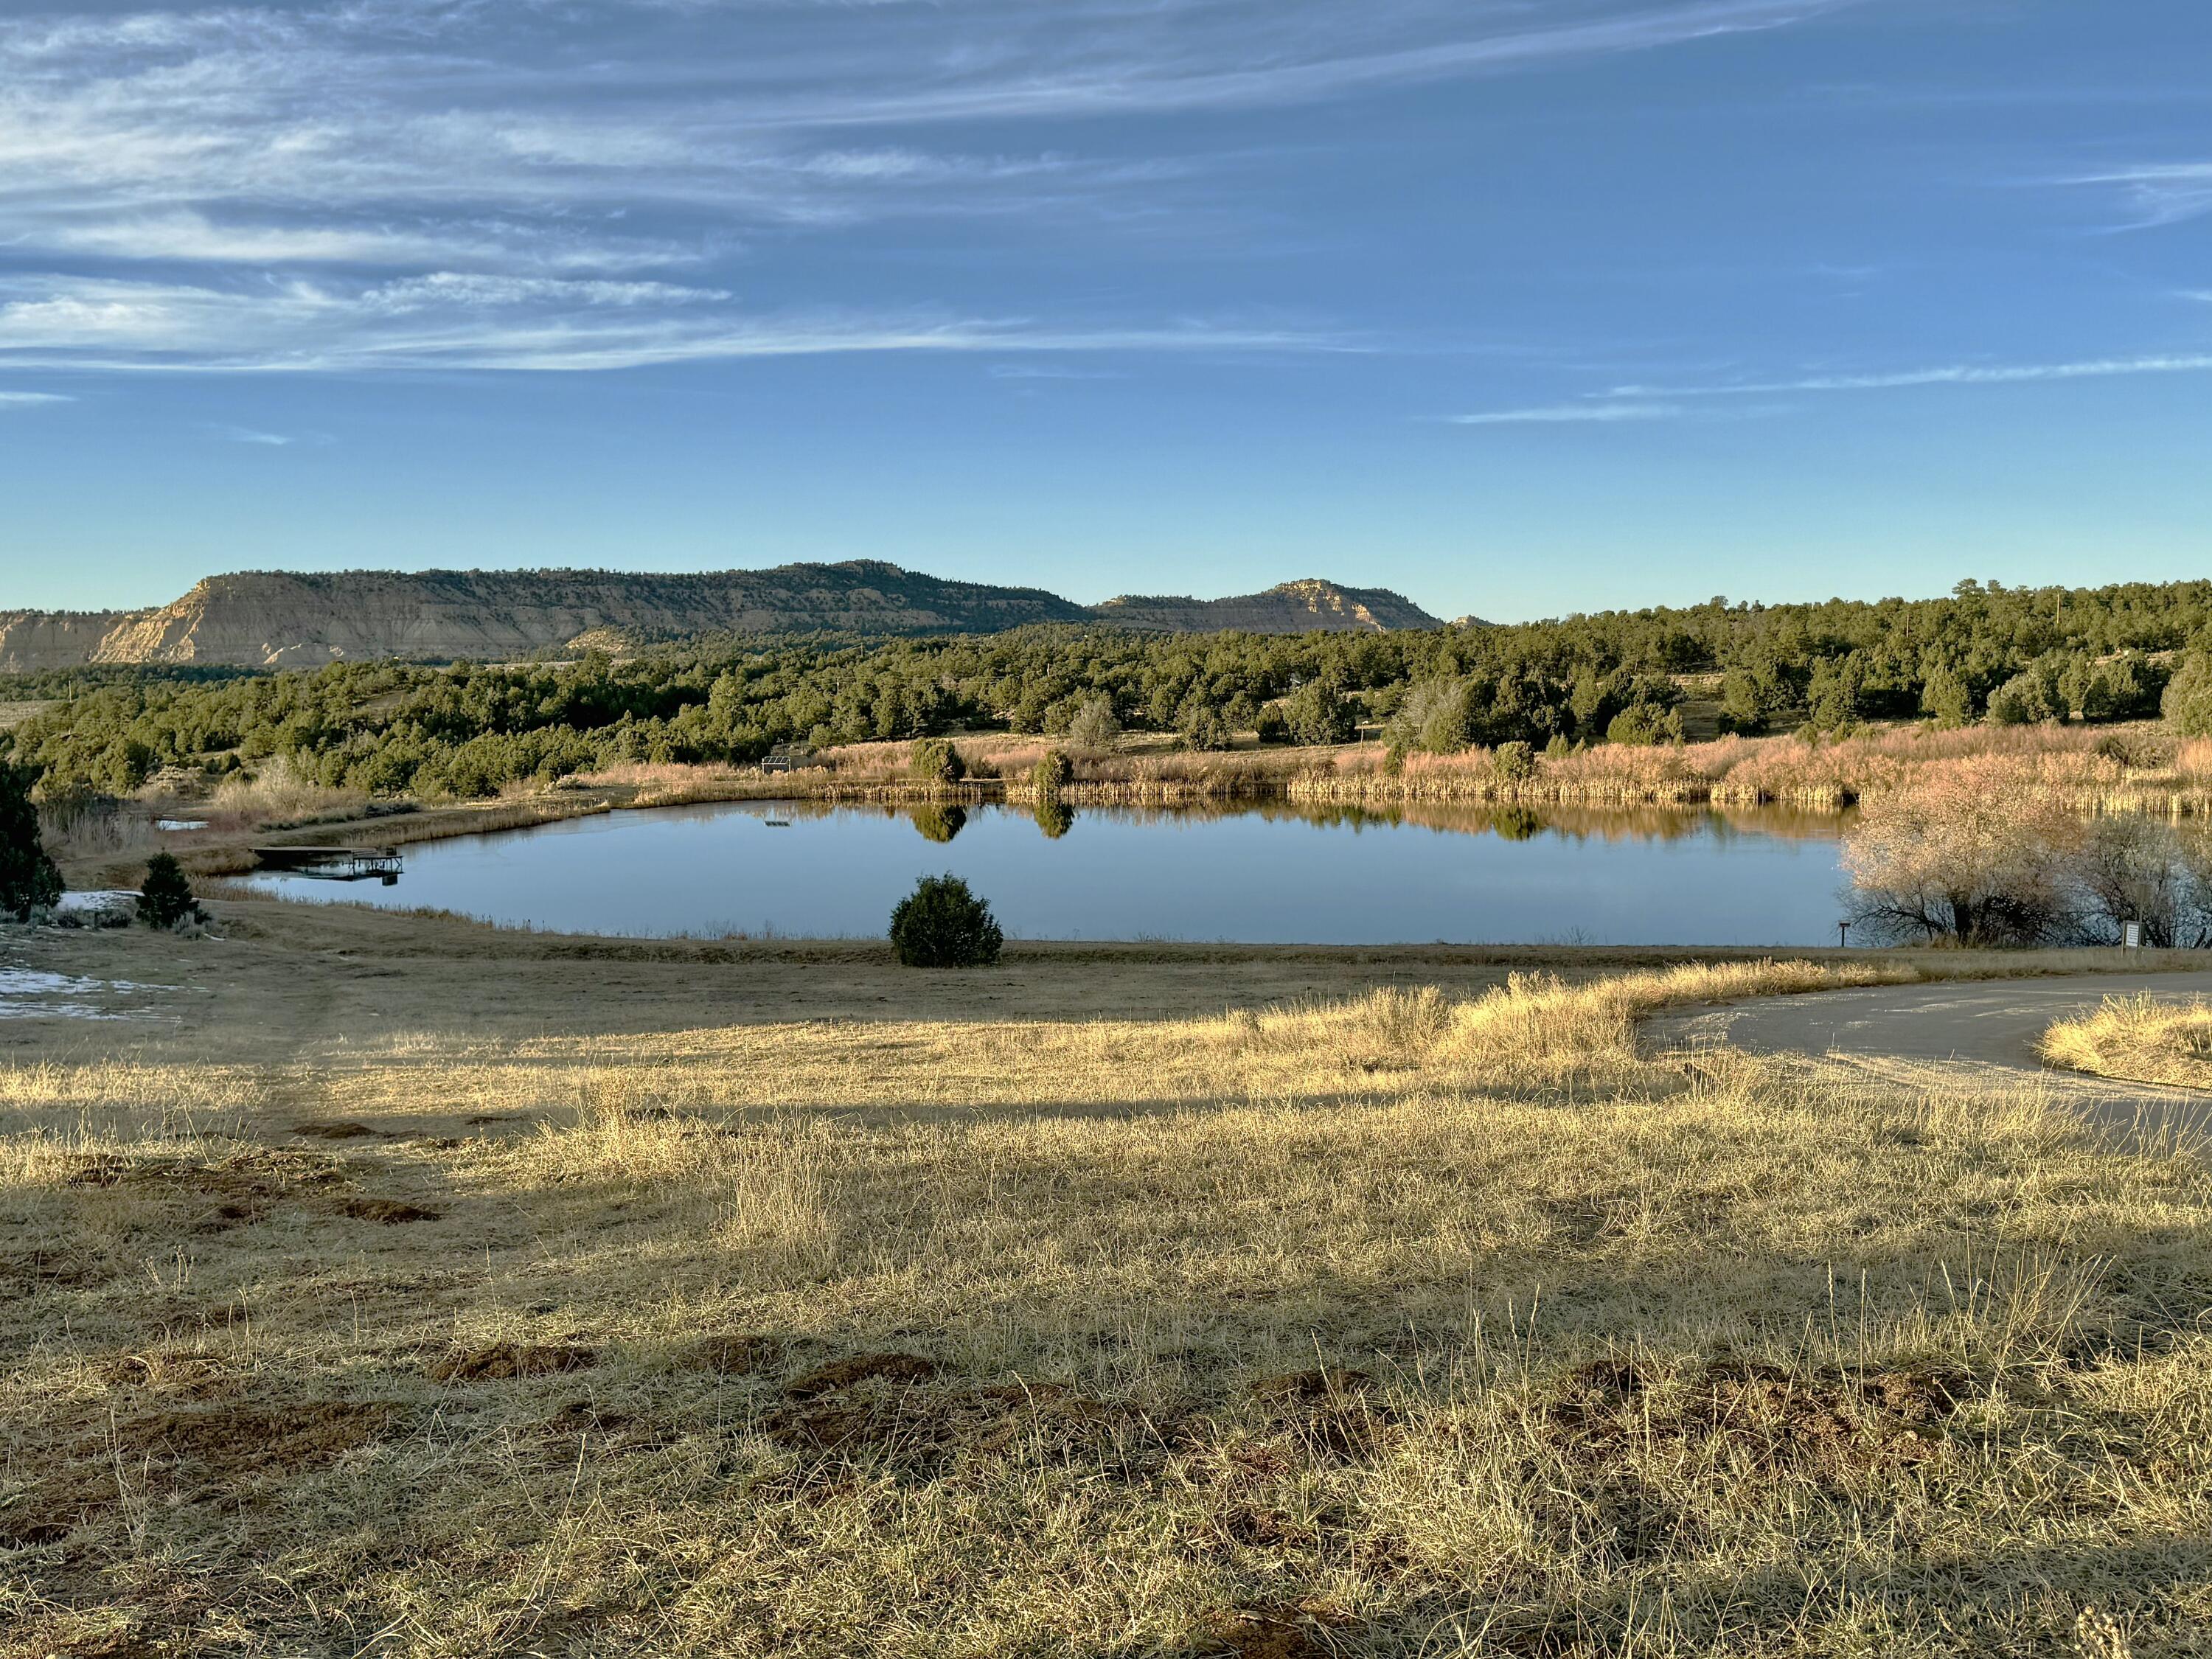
[[8, 578, 2212, 800]]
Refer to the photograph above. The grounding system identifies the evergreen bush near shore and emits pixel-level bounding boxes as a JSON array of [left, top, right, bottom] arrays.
[[888, 873, 1004, 967]]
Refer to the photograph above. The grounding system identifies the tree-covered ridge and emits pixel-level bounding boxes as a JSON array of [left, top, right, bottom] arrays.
[[8, 578, 2211, 800]]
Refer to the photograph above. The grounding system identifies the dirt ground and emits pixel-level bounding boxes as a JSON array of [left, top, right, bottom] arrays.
[[2, 896, 1961, 1062]]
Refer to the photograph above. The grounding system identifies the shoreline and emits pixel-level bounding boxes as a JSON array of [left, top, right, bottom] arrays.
[[98, 720, 2212, 891]]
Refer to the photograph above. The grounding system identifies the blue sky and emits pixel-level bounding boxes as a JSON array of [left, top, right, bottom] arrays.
[[1, 0, 2208, 622]]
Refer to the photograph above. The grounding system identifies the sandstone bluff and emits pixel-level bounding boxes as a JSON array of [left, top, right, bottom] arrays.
[[0, 565, 1444, 670]]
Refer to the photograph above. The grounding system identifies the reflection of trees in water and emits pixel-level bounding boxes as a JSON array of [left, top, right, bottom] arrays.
[[911, 804, 967, 844], [1495, 807, 1543, 843], [1844, 764, 2212, 946], [1032, 798, 1075, 840], [743, 793, 1851, 852]]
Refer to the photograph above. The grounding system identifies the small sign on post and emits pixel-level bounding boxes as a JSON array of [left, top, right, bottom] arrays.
[[2124, 921, 2144, 950]]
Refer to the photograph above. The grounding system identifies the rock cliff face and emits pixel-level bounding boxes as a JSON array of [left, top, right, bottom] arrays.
[[0, 565, 1442, 670], [0, 610, 149, 673], [1089, 579, 1441, 633]]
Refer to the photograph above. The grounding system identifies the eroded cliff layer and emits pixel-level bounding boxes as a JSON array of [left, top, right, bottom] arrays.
[[0, 565, 1444, 670]]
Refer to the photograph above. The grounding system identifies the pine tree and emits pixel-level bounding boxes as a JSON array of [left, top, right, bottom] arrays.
[[0, 761, 63, 923], [137, 852, 202, 930]]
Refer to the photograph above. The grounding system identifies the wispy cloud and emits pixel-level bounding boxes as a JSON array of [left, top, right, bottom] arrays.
[[1614, 354, 2212, 397], [0, 389, 74, 406], [0, 0, 1859, 375], [988, 364, 1132, 381], [2055, 161, 2212, 229], [206, 424, 299, 445], [0, 274, 1344, 372], [1447, 400, 1684, 425]]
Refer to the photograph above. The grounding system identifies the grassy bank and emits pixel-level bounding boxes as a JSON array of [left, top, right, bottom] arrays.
[[2042, 993, 2212, 1091], [4, 917, 2211, 1655]]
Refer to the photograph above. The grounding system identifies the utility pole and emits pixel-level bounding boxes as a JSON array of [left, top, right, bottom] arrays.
[[1837, 919, 1851, 950]]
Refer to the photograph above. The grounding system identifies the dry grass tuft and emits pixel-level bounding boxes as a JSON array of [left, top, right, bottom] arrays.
[[2042, 992, 2212, 1090]]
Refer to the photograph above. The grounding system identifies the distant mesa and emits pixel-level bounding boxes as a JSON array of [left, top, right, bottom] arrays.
[[1090, 578, 1441, 634], [0, 563, 1446, 671]]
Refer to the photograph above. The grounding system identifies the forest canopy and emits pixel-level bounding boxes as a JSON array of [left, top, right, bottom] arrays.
[[7, 578, 2209, 801]]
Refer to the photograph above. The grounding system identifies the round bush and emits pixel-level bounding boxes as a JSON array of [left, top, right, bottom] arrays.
[[908, 738, 966, 785], [889, 874, 1004, 967]]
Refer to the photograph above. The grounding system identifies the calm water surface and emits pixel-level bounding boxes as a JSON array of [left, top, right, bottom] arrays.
[[238, 799, 1854, 945]]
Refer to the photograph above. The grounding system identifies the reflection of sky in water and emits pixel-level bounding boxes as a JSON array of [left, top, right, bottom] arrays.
[[238, 801, 1853, 946]]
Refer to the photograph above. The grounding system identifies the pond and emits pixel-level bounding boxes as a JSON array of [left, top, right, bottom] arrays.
[[234, 798, 1858, 946]]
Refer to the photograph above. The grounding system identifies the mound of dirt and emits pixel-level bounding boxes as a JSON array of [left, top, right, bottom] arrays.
[[1544, 1357, 1972, 1478], [681, 1334, 790, 1376], [1248, 1368, 1374, 1403], [428, 1343, 597, 1383], [1200, 1603, 1353, 1658], [334, 1197, 440, 1224], [765, 1374, 1161, 1483], [291, 1121, 378, 1139], [66, 1149, 348, 1231], [783, 1352, 936, 1399], [97, 1352, 236, 1397], [120, 1400, 396, 1486]]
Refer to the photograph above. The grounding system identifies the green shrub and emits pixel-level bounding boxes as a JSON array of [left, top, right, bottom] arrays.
[[1176, 702, 1233, 752], [137, 852, 202, 930], [1492, 740, 1535, 782], [1919, 667, 1973, 728], [1283, 678, 1355, 745], [2164, 653, 2212, 737], [1031, 749, 1073, 796], [908, 738, 966, 785], [1605, 706, 1682, 746], [1067, 698, 1121, 754], [889, 874, 1004, 967], [0, 760, 62, 922]]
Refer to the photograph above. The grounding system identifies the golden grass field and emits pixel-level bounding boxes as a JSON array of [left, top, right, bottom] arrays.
[[2042, 994, 2212, 1092], [4, 905, 2211, 1657]]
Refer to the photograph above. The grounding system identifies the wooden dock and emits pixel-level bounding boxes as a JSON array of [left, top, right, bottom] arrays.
[[251, 846, 403, 882]]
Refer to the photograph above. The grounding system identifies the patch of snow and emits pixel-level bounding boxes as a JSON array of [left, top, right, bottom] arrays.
[[156, 818, 209, 831], [0, 967, 170, 1021]]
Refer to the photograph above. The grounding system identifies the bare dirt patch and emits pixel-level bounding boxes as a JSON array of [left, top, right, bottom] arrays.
[[782, 1352, 936, 1398], [291, 1120, 379, 1139], [117, 1400, 397, 1490], [1248, 1367, 1374, 1403], [679, 1333, 793, 1376], [333, 1196, 440, 1224], [1200, 1604, 1353, 1658], [1544, 1357, 1972, 1478], [95, 1352, 235, 1397], [66, 1148, 348, 1230], [428, 1343, 597, 1383], [764, 1370, 1160, 1484]]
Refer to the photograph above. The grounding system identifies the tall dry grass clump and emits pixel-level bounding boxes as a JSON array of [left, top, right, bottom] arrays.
[[2041, 992, 2212, 1090], [1211, 961, 1916, 1087], [207, 754, 366, 827]]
